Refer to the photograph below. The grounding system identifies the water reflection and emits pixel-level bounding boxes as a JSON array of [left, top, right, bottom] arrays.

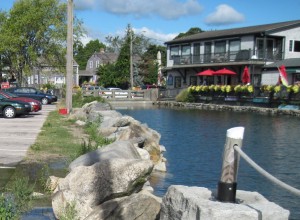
[[116, 105, 300, 220]]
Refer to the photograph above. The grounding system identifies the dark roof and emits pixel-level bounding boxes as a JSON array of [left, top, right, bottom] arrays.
[[94, 52, 119, 64], [264, 58, 300, 68], [166, 20, 300, 44]]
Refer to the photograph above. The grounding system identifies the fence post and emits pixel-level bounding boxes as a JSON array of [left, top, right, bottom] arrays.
[[217, 127, 244, 202]]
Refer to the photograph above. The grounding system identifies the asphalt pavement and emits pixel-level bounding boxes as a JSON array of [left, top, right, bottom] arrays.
[[0, 104, 56, 167]]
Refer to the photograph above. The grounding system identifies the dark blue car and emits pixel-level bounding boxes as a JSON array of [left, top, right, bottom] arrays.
[[4, 87, 57, 105]]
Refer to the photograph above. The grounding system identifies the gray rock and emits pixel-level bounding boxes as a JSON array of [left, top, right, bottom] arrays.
[[98, 127, 118, 136], [160, 185, 290, 220], [75, 120, 86, 126], [53, 159, 154, 219], [85, 190, 161, 220], [69, 140, 142, 170], [117, 123, 162, 163]]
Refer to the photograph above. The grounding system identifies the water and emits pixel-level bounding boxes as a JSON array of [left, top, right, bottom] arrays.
[[117, 106, 300, 220]]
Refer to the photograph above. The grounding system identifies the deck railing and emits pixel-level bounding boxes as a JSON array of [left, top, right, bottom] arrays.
[[82, 89, 159, 101], [171, 49, 284, 66]]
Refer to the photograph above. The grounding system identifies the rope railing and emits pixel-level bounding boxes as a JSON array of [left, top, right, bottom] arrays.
[[234, 145, 300, 197], [217, 127, 300, 203]]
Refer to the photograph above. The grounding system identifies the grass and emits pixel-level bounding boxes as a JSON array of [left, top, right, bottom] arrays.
[[28, 110, 82, 158], [0, 94, 110, 217]]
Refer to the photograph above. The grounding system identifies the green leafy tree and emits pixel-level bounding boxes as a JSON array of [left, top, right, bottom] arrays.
[[0, 0, 84, 85], [140, 44, 166, 85], [174, 27, 204, 39], [74, 39, 106, 70]]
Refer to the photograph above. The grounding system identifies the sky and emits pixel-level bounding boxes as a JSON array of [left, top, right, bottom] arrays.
[[1, 0, 300, 45]]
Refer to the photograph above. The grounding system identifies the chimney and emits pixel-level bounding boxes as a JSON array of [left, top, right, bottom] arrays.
[[100, 48, 105, 53]]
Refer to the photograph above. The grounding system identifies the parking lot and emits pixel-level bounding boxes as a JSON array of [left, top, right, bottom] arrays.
[[0, 104, 56, 167]]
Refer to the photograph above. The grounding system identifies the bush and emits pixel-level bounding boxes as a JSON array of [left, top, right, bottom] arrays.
[[72, 91, 105, 108], [176, 89, 195, 102]]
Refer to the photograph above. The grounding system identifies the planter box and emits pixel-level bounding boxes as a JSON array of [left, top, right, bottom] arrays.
[[59, 108, 68, 115]]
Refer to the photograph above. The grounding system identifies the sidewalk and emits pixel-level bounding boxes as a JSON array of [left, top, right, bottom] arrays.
[[0, 104, 56, 167]]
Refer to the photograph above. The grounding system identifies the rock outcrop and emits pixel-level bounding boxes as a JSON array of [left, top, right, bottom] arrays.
[[160, 185, 290, 220], [52, 102, 165, 219]]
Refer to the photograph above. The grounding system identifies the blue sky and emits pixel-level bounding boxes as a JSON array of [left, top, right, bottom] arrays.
[[1, 0, 300, 44]]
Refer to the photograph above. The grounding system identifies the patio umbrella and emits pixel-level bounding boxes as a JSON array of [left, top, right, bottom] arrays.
[[242, 66, 251, 84], [278, 65, 289, 87], [214, 68, 236, 75], [196, 69, 216, 76]]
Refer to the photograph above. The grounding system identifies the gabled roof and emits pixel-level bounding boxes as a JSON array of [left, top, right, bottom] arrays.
[[93, 51, 119, 64], [166, 20, 300, 44]]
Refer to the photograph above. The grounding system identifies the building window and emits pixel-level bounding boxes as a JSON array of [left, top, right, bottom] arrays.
[[214, 41, 226, 54], [167, 74, 173, 85], [193, 43, 201, 63], [181, 44, 191, 56], [89, 61, 93, 69], [96, 60, 100, 68], [289, 40, 293, 52], [170, 46, 179, 59], [294, 40, 300, 52], [174, 76, 181, 88], [190, 76, 197, 85], [229, 39, 240, 60]]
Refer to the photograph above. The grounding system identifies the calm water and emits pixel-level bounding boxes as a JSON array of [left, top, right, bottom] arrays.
[[117, 105, 300, 220]]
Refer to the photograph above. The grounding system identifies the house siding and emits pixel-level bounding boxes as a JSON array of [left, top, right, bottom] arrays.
[[269, 27, 300, 59], [164, 20, 300, 89]]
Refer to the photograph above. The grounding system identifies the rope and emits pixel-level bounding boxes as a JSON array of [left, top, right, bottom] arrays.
[[234, 145, 300, 197]]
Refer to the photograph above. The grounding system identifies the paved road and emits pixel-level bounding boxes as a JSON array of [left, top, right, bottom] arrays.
[[0, 104, 56, 167]]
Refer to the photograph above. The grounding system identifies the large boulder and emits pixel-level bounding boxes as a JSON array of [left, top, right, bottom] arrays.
[[52, 159, 154, 219], [160, 185, 290, 220], [117, 122, 162, 163], [85, 190, 161, 220], [69, 140, 142, 170]]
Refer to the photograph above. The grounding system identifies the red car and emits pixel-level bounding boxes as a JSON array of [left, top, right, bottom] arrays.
[[0, 90, 42, 112]]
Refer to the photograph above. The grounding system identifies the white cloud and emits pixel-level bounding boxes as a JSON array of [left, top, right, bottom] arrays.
[[74, 0, 203, 19], [134, 27, 177, 43], [205, 4, 245, 26], [80, 27, 176, 45], [80, 34, 94, 46]]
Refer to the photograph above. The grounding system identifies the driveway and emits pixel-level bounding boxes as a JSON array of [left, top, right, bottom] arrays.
[[0, 104, 56, 167]]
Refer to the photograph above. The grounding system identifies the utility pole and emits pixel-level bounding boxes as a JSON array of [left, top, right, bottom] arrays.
[[130, 29, 133, 89], [66, 0, 73, 113]]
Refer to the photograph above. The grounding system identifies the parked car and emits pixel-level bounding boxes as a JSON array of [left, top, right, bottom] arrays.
[[0, 90, 42, 112], [4, 87, 57, 105], [82, 85, 107, 96], [0, 96, 31, 118], [141, 85, 158, 90]]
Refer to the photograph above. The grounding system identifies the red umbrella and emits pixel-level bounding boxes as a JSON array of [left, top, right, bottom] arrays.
[[242, 66, 251, 84], [214, 68, 236, 75], [196, 69, 216, 76]]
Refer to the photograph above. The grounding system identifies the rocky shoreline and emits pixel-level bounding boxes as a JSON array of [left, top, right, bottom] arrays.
[[48, 101, 290, 220], [153, 101, 300, 117]]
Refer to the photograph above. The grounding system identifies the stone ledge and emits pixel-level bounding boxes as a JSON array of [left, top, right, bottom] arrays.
[[160, 185, 290, 220], [153, 101, 300, 117]]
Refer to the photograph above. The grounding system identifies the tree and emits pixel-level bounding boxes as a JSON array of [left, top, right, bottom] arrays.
[[74, 39, 106, 70], [0, 0, 84, 85], [174, 27, 204, 39], [140, 44, 167, 85]]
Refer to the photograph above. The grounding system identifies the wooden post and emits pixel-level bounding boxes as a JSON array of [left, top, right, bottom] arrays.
[[217, 127, 244, 202], [66, 0, 73, 113]]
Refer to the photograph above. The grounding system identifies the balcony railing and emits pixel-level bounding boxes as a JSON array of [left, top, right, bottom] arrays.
[[171, 49, 284, 65]]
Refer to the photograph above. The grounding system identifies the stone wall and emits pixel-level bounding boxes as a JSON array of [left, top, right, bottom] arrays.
[[153, 101, 300, 117]]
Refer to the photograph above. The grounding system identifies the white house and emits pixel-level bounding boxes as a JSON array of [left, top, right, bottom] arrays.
[[164, 20, 300, 89]]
